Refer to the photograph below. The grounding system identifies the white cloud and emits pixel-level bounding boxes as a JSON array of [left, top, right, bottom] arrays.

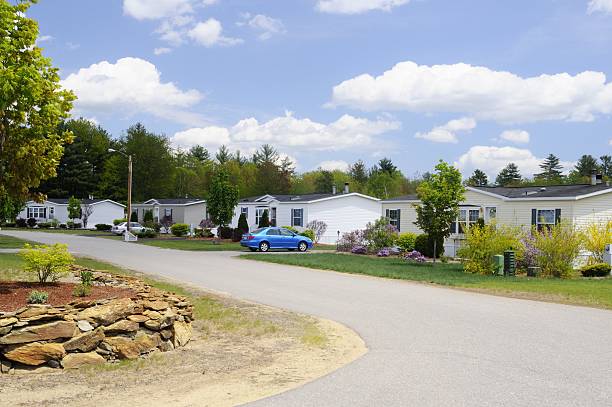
[[499, 129, 530, 144], [588, 0, 612, 14], [154, 47, 172, 55], [331, 61, 612, 124], [415, 117, 476, 143], [170, 112, 400, 151], [123, 0, 194, 20], [62, 57, 203, 125], [37, 35, 54, 43], [316, 0, 409, 14], [318, 160, 350, 171], [239, 13, 286, 40], [456, 146, 574, 178], [188, 19, 243, 47]]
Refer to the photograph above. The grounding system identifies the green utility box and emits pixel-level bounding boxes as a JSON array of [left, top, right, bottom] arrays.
[[504, 250, 516, 276], [493, 255, 504, 276]]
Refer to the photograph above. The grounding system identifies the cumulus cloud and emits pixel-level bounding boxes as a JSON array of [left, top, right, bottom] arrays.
[[170, 112, 400, 151], [62, 57, 203, 125], [154, 47, 172, 55], [123, 0, 194, 20], [415, 117, 476, 143], [37, 35, 54, 43], [316, 0, 409, 14], [588, 0, 612, 14], [331, 61, 612, 124], [318, 160, 350, 171], [456, 146, 574, 178], [499, 130, 530, 144], [188, 19, 243, 47], [239, 13, 286, 40]]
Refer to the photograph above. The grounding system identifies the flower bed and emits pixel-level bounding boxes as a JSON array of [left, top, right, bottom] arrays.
[[0, 266, 194, 374]]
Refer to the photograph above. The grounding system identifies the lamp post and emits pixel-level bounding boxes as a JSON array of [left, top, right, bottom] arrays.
[[108, 149, 133, 234]]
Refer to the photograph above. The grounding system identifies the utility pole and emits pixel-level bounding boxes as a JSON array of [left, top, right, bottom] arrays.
[[109, 149, 133, 234]]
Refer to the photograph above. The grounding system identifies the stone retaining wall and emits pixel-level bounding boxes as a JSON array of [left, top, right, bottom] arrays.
[[0, 267, 193, 374]]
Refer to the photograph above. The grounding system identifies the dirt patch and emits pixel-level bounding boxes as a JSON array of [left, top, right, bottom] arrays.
[[0, 282, 135, 312], [0, 289, 366, 407]]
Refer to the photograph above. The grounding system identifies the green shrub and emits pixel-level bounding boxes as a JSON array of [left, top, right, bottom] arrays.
[[363, 217, 398, 251], [579, 263, 611, 277], [300, 229, 315, 241], [582, 221, 612, 265], [49, 219, 59, 228], [67, 220, 81, 229], [232, 228, 244, 242], [143, 210, 154, 223], [170, 223, 189, 237], [138, 229, 158, 238], [532, 223, 583, 279], [258, 209, 270, 228], [218, 226, 233, 239], [113, 218, 126, 225], [20, 243, 75, 283], [397, 232, 417, 252], [73, 284, 91, 297], [37, 222, 51, 229], [80, 270, 94, 286], [16, 218, 27, 228], [282, 226, 299, 234], [457, 223, 524, 275], [27, 217, 37, 228], [27, 290, 49, 304], [130, 212, 138, 222], [237, 213, 249, 234], [95, 224, 112, 231], [414, 234, 444, 258]]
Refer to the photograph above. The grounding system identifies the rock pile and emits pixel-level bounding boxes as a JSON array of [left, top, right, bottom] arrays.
[[0, 267, 194, 374]]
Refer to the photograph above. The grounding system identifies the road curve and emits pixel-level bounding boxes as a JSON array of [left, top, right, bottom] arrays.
[[3, 231, 612, 406]]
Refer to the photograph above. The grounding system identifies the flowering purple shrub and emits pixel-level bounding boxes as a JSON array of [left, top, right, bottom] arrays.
[[518, 234, 539, 270], [351, 245, 368, 255], [199, 219, 215, 229], [377, 248, 391, 257], [337, 230, 366, 252], [404, 250, 427, 263], [363, 218, 399, 251]]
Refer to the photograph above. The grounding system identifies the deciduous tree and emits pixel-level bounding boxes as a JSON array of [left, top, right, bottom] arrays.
[[207, 167, 238, 227]]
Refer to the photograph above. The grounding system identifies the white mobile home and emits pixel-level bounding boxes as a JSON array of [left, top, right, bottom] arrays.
[[230, 188, 381, 244], [131, 198, 207, 226], [382, 183, 612, 256], [19, 198, 125, 228]]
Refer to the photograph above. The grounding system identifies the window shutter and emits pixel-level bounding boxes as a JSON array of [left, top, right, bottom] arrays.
[[385, 209, 390, 219], [291, 209, 295, 227], [531, 209, 537, 226], [396, 209, 401, 232], [555, 209, 562, 224]]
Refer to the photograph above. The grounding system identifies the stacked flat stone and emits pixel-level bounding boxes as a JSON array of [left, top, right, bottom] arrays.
[[0, 269, 194, 374]]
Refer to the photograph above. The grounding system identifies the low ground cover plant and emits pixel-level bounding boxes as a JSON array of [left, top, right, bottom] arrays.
[[27, 290, 49, 304], [19, 243, 75, 283]]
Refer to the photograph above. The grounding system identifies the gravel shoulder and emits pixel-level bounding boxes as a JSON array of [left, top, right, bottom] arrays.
[[0, 283, 366, 407]]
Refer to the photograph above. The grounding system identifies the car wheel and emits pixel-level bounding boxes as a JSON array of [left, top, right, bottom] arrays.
[[259, 241, 270, 252], [298, 241, 308, 252]]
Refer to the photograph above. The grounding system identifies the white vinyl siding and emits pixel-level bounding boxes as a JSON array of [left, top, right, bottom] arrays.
[[381, 202, 421, 234]]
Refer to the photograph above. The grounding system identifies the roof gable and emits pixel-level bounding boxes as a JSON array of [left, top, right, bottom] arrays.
[[468, 184, 612, 201]]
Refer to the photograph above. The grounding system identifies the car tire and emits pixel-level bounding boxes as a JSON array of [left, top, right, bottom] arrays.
[[259, 241, 270, 252], [298, 241, 308, 252]]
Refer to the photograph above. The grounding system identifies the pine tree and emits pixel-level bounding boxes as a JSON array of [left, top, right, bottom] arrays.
[[535, 154, 564, 182], [258, 209, 270, 228], [495, 163, 522, 186], [600, 155, 612, 178], [465, 169, 488, 186], [237, 212, 249, 233], [349, 160, 368, 185], [573, 155, 600, 177], [315, 171, 335, 193]]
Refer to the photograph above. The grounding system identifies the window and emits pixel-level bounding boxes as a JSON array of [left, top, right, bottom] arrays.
[[291, 208, 303, 227], [164, 208, 173, 221], [485, 207, 496, 223], [266, 229, 279, 236], [49, 207, 54, 219], [255, 207, 267, 225], [385, 209, 401, 232], [270, 207, 277, 226], [451, 208, 480, 234], [27, 207, 46, 219], [241, 207, 248, 216], [279, 228, 294, 236], [532, 209, 560, 231]]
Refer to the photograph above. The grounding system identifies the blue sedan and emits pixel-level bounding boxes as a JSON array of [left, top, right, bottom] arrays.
[[241, 227, 313, 252]]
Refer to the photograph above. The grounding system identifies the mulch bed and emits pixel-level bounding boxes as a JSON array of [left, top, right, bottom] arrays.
[[0, 282, 136, 312]]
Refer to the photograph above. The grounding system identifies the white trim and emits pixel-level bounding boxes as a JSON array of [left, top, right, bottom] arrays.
[[466, 186, 612, 201], [382, 199, 420, 204], [26, 199, 125, 208], [278, 192, 380, 204], [135, 200, 205, 207]]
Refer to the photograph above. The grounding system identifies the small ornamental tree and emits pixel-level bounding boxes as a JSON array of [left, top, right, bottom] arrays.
[[414, 161, 465, 262], [207, 167, 238, 227], [143, 210, 154, 223], [237, 212, 249, 234], [306, 220, 328, 245], [130, 211, 138, 222], [20, 243, 74, 283], [81, 203, 94, 229], [67, 196, 81, 222], [258, 209, 270, 228]]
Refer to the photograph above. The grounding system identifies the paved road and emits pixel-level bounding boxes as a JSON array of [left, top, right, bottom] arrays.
[[4, 231, 612, 406]]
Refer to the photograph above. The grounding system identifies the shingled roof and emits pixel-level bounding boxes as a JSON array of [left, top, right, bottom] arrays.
[[470, 184, 612, 199]]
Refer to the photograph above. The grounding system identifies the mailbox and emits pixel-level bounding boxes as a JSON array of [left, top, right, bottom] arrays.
[[605, 244, 612, 266]]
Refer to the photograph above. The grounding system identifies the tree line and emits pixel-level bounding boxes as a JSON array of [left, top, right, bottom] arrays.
[[36, 119, 424, 204], [466, 154, 612, 187]]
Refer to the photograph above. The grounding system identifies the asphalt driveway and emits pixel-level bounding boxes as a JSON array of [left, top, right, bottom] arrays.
[[3, 231, 612, 406]]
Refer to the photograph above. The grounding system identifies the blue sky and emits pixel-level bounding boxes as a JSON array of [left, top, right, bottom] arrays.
[[30, 0, 612, 178]]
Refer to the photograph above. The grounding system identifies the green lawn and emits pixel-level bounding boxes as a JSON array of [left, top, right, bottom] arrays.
[[241, 253, 612, 310], [0, 234, 35, 249]]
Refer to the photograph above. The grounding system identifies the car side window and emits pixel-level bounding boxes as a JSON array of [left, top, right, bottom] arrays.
[[279, 229, 294, 236], [266, 229, 279, 236]]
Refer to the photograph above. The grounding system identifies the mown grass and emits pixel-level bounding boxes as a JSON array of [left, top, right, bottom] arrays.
[[242, 253, 612, 310], [0, 234, 35, 249]]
